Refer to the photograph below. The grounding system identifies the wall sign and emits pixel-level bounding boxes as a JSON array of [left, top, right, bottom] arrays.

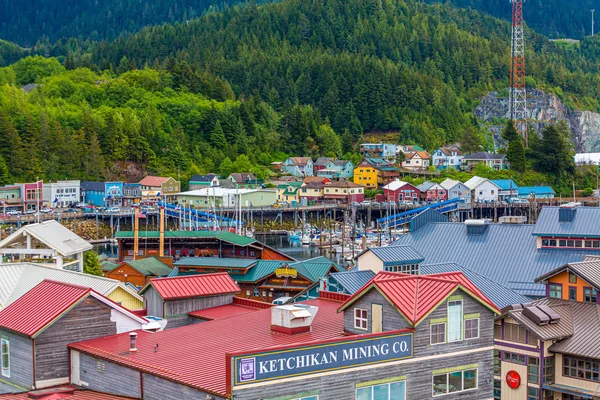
[[275, 267, 298, 278], [506, 370, 521, 389], [233, 333, 412, 386]]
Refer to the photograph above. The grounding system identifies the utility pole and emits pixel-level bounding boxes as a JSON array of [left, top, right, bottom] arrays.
[[509, 0, 528, 144]]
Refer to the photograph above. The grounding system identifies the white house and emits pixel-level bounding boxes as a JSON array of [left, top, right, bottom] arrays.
[[401, 151, 431, 170], [440, 178, 471, 203], [464, 176, 501, 202], [43, 180, 81, 208], [432, 147, 463, 169]]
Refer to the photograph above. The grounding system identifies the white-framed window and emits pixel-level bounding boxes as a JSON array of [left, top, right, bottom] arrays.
[[464, 318, 480, 340], [1, 338, 9, 378], [356, 380, 406, 400], [354, 308, 368, 330], [447, 300, 463, 342], [432, 368, 477, 396], [430, 323, 446, 345]]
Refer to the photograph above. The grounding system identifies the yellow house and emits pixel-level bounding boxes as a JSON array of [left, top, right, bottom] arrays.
[[354, 163, 377, 188], [299, 182, 325, 201], [276, 182, 303, 203], [355, 158, 400, 188]]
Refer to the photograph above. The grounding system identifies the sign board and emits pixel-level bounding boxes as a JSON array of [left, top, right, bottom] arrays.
[[233, 332, 412, 386], [275, 267, 298, 278], [506, 370, 521, 389]]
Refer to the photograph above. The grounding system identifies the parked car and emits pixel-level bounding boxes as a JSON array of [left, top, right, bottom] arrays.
[[40, 207, 53, 213], [64, 208, 79, 213], [25, 209, 36, 214], [5, 210, 22, 216], [351, 201, 360, 207], [75, 202, 88, 208], [372, 202, 380, 207], [360, 201, 372, 206], [105, 207, 120, 214]]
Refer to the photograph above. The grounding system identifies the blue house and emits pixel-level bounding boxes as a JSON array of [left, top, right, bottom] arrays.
[[316, 160, 354, 180], [490, 179, 519, 200], [282, 157, 314, 177], [80, 181, 105, 206], [518, 186, 556, 199], [105, 182, 124, 206]]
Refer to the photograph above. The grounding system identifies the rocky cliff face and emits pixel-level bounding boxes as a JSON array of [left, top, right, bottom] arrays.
[[473, 89, 600, 152]]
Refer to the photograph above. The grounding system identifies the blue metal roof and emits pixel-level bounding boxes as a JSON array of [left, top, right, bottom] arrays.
[[391, 222, 589, 297], [369, 246, 424, 265], [518, 186, 555, 196], [533, 207, 600, 238], [490, 179, 519, 190], [410, 208, 449, 232], [420, 263, 531, 308], [329, 270, 375, 294]]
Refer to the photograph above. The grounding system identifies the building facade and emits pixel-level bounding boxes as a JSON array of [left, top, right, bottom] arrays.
[[282, 157, 314, 177], [465, 176, 500, 203], [122, 183, 141, 206], [17, 181, 44, 211], [0, 186, 22, 212], [432, 147, 463, 170], [80, 181, 105, 206], [189, 174, 220, 190], [354, 158, 400, 188], [316, 160, 354, 180], [323, 180, 364, 203], [383, 179, 420, 202], [402, 151, 432, 170], [462, 153, 509, 171], [440, 179, 471, 203]]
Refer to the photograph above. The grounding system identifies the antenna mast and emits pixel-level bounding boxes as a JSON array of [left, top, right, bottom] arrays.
[[509, 0, 528, 145]]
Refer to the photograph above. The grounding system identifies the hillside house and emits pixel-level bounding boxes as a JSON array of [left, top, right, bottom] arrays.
[[401, 151, 431, 170], [188, 174, 219, 190], [282, 157, 314, 177], [316, 160, 354, 180], [313, 157, 334, 172], [462, 152, 509, 171], [354, 158, 399, 188], [228, 173, 263, 188], [432, 146, 463, 169], [360, 143, 398, 160]]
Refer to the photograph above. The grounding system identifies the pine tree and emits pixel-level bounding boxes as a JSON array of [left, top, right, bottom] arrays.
[[460, 126, 483, 154], [83, 251, 103, 276], [210, 120, 227, 149], [502, 120, 526, 172], [0, 156, 9, 185]]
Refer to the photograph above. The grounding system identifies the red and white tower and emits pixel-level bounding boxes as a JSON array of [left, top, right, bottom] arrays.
[[509, 0, 528, 144]]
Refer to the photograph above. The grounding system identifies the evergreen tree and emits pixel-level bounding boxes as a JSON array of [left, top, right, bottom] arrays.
[[460, 126, 483, 154], [0, 155, 9, 185], [502, 120, 526, 172], [210, 120, 227, 149], [83, 251, 103, 276]]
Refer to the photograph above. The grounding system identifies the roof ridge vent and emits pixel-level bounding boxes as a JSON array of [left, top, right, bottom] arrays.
[[559, 202, 579, 222], [522, 305, 550, 326], [465, 219, 490, 235]]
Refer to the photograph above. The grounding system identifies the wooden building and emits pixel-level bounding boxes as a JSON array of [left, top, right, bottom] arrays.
[[0, 280, 147, 393], [104, 257, 172, 288]]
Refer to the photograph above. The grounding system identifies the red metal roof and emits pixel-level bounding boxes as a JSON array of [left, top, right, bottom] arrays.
[[188, 304, 261, 320], [0, 280, 91, 337], [0, 388, 136, 399], [69, 298, 345, 397], [339, 271, 499, 325], [144, 272, 240, 300], [138, 176, 171, 187]]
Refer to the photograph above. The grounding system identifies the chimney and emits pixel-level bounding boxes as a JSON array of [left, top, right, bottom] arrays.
[[159, 206, 165, 257], [465, 219, 490, 235], [129, 332, 138, 352], [271, 304, 318, 334], [559, 202, 579, 222], [133, 206, 139, 260]]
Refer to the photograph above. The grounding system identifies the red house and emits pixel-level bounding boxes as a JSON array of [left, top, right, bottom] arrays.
[[382, 179, 420, 202], [424, 183, 448, 201]]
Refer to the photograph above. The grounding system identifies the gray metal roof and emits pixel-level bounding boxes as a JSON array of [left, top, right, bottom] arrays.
[[534, 260, 600, 289], [506, 302, 574, 341], [533, 207, 600, 237], [417, 181, 435, 192], [369, 246, 425, 265], [0, 220, 92, 257], [463, 152, 506, 160], [329, 270, 375, 294], [0, 262, 142, 309], [391, 222, 589, 296], [174, 258, 258, 269], [584, 255, 600, 262], [410, 208, 449, 232], [420, 263, 531, 309]]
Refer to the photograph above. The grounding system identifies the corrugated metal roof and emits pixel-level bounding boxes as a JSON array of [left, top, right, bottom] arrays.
[[391, 223, 589, 296], [464, 176, 499, 190], [142, 273, 240, 300], [138, 176, 170, 187], [518, 186, 555, 196], [290, 260, 342, 283], [114, 230, 257, 246], [382, 180, 413, 191], [0, 280, 90, 337], [490, 179, 518, 190], [188, 304, 262, 320], [534, 260, 600, 289], [421, 263, 530, 309], [0, 220, 92, 257], [174, 258, 258, 269], [329, 270, 375, 294], [416, 181, 435, 192], [368, 246, 424, 265], [125, 258, 173, 277], [507, 303, 574, 341], [0, 388, 137, 399], [69, 299, 344, 397], [0, 263, 142, 309], [410, 208, 449, 232], [230, 260, 283, 282], [533, 207, 600, 237]]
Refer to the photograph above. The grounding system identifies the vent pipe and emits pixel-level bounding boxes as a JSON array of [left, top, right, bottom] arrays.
[[133, 206, 139, 260], [129, 332, 138, 352], [159, 206, 165, 257], [559, 202, 579, 222]]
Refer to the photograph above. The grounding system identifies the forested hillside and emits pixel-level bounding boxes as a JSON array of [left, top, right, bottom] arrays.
[[424, 0, 597, 39]]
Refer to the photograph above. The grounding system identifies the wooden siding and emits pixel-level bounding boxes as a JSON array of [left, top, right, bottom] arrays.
[[105, 264, 150, 287], [77, 353, 141, 398], [143, 286, 164, 318], [0, 330, 33, 393], [34, 297, 117, 383], [164, 294, 233, 317], [343, 288, 412, 334], [142, 373, 227, 400], [107, 287, 143, 311]]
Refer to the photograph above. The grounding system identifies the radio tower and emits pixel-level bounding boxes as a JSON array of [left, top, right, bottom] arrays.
[[509, 0, 528, 145]]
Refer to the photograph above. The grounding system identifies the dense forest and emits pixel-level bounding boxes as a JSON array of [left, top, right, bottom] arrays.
[[424, 0, 597, 39]]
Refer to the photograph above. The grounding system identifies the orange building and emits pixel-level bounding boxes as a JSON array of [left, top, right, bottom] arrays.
[[534, 258, 599, 303], [105, 257, 173, 288]]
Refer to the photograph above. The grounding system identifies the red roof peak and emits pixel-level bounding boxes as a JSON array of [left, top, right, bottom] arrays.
[[142, 273, 240, 300], [41, 279, 94, 291]]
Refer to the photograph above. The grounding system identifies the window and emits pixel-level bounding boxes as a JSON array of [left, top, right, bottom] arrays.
[[447, 300, 463, 342], [528, 357, 539, 383], [1, 338, 9, 378], [432, 368, 477, 396], [528, 388, 540, 400], [544, 357, 555, 384], [584, 287, 597, 303], [494, 324, 502, 339], [493, 351, 501, 376], [96, 360, 106, 374], [356, 380, 405, 400], [493, 379, 501, 400], [569, 287, 577, 301], [354, 308, 368, 330], [430, 323, 446, 345], [563, 356, 600, 382], [464, 319, 479, 339], [503, 351, 526, 365], [549, 284, 562, 299], [569, 272, 577, 283]]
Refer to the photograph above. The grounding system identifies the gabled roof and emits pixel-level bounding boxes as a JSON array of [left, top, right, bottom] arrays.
[[290, 259, 345, 283], [329, 270, 376, 294], [359, 246, 424, 265], [416, 181, 435, 192], [140, 272, 239, 300], [534, 260, 600, 289], [230, 260, 283, 282], [0, 280, 146, 338], [407, 151, 431, 160], [327, 180, 362, 189], [229, 173, 257, 183], [420, 263, 530, 309], [439, 178, 466, 190], [302, 176, 330, 184], [0, 220, 92, 257], [490, 179, 519, 190], [436, 147, 462, 157], [338, 272, 499, 325], [174, 258, 258, 270], [189, 174, 218, 183], [332, 159, 351, 166], [463, 152, 506, 160], [517, 186, 556, 196], [464, 176, 500, 190], [81, 181, 105, 192], [314, 157, 334, 166], [121, 257, 172, 277], [0, 263, 142, 310], [391, 222, 590, 297], [532, 206, 600, 237], [382, 179, 415, 191], [288, 157, 312, 165], [139, 176, 171, 187]]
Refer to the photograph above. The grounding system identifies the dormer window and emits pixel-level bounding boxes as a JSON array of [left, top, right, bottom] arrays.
[[354, 308, 368, 330]]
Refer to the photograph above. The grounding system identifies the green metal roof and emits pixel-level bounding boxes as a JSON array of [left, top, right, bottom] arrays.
[[290, 259, 345, 282], [125, 257, 174, 276], [114, 230, 257, 246], [230, 260, 283, 283], [100, 261, 119, 272], [174, 258, 258, 269]]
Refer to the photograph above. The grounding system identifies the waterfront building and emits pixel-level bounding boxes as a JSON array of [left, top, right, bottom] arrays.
[[323, 180, 364, 203], [440, 178, 471, 203], [299, 181, 326, 203], [122, 183, 141, 206], [355, 245, 424, 274], [66, 270, 499, 400], [139, 176, 180, 201], [188, 174, 220, 190], [16, 181, 43, 211], [518, 186, 556, 199], [104, 257, 173, 288], [465, 176, 501, 202], [42, 180, 80, 208], [382, 179, 420, 202], [490, 180, 519, 201], [0, 185, 22, 212], [276, 181, 302, 203], [354, 158, 400, 188], [80, 181, 105, 206], [462, 152, 509, 171], [104, 182, 123, 207], [282, 157, 314, 177], [417, 182, 448, 201], [176, 187, 277, 208]]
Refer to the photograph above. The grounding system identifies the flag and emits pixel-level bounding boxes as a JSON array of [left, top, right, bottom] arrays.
[[136, 211, 147, 219]]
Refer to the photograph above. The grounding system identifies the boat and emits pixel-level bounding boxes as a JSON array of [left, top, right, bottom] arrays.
[[301, 235, 311, 245]]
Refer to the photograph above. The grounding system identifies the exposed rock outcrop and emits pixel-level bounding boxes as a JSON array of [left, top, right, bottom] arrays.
[[473, 89, 600, 152]]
